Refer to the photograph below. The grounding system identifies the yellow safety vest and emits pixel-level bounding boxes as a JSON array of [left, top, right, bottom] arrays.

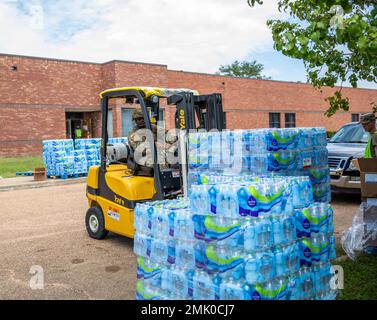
[[75, 129, 82, 138], [365, 130, 377, 158]]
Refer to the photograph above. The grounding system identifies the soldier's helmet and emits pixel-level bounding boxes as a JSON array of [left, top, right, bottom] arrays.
[[132, 108, 144, 120]]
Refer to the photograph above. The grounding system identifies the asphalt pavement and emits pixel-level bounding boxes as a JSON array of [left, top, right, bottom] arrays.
[[0, 181, 361, 299], [0, 183, 136, 300]]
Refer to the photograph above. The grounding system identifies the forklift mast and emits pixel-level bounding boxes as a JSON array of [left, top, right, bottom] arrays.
[[165, 92, 225, 197], [99, 88, 225, 201], [168, 92, 225, 132], [193, 93, 226, 131]]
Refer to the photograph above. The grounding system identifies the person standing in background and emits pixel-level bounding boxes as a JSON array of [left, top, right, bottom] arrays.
[[360, 113, 377, 159], [74, 125, 82, 140]]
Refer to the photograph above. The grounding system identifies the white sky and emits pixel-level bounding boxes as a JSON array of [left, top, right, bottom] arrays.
[[0, 0, 283, 73], [0, 0, 376, 89]]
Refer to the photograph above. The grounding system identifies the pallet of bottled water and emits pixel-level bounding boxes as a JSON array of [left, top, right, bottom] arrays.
[[188, 128, 331, 203], [133, 176, 337, 300], [43, 137, 128, 178]]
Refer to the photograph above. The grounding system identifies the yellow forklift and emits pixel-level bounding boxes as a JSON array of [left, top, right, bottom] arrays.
[[85, 87, 225, 239]]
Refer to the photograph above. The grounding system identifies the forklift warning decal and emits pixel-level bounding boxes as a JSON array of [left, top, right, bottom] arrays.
[[302, 157, 312, 168], [108, 207, 120, 221]]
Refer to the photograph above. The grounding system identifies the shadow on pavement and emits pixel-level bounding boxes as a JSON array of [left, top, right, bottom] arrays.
[[331, 191, 362, 205], [106, 233, 134, 249]]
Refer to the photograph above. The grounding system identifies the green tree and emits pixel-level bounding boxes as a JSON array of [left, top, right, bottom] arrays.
[[247, 0, 377, 117], [216, 60, 271, 80]]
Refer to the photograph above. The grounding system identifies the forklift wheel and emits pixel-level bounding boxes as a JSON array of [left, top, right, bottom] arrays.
[[85, 206, 109, 240]]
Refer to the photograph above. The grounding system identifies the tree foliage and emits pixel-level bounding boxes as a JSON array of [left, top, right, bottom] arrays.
[[247, 0, 377, 117], [216, 60, 271, 79]]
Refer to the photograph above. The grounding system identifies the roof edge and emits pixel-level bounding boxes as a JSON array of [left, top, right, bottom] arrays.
[[0, 53, 167, 68], [168, 69, 377, 92]]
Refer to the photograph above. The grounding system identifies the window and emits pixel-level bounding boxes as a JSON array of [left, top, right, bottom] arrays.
[[329, 123, 370, 143], [285, 113, 296, 128], [158, 108, 165, 129], [351, 113, 360, 122], [121, 108, 135, 137], [269, 113, 281, 128]]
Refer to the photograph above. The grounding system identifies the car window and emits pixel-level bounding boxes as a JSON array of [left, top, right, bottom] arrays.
[[330, 124, 370, 143]]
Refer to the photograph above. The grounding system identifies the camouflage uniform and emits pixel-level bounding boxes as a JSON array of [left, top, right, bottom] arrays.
[[128, 109, 156, 169], [128, 109, 179, 171]]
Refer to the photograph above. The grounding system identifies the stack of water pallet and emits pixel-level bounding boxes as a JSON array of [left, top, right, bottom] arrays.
[[133, 127, 337, 300], [43, 137, 128, 179]]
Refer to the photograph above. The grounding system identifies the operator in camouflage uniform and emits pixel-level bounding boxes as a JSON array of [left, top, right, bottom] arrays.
[[128, 108, 178, 176]]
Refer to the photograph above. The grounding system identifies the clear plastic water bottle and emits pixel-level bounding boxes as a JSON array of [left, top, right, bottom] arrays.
[[312, 263, 331, 295], [298, 238, 312, 267], [170, 266, 190, 299], [275, 244, 299, 277], [220, 131, 233, 169], [309, 204, 322, 235], [192, 270, 217, 300], [313, 233, 330, 265], [329, 235, 337, 261], [217, 185, 238, 218], [135, 279, 162, 300], [150, 237, 169, 265], [286, 242, 300, 275], [219, 278, 250, 300], [174, 210, 194, 239], [327, 206, 335, 235], [160, 267, 173, 294], [244, 219, 258, 252], [244, 254, 259, 284], [136, 257, 161, 281], [272, 213, 296, 246], [134, 204, 150, 233], [256, 250, 276, 282], [189, 185, 210, 215], [134, 233, 151, 258], [298, 267, 315, 300], [295, 208, 312, 239], [208, 185, 219, 215], [209, 132, 222, 170], [287, 274, 301, 300], [274, 245, 286, 277], [152, 207, 175, 238], [175, 240, 196, 269], [268, 277, 289, 300], [256, 218, 273, 250]]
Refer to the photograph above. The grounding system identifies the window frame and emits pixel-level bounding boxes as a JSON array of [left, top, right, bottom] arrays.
[[351, 113, 360, 122], [285, 113, 296, 128], [269, 112, 281, 128]]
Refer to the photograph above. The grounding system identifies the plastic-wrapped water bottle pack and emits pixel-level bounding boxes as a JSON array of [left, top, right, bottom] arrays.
[[187, 128, 331, 203], [43, 140, 75, 177], [136, 257, 336, 300], [134, 177, 337, 300], [43, 137, 128, 177]]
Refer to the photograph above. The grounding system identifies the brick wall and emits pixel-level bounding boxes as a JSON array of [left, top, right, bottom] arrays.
[[0, 55, 102, 106], [0, 105, 66, 156], [1, 54, 377, 157], [167, 70, 377, 131]]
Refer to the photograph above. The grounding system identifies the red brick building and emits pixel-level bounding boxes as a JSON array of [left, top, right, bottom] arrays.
[[1, 53, 376, 157]]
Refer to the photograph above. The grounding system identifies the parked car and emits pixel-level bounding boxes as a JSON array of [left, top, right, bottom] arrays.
[[326, 121, 375, 192]]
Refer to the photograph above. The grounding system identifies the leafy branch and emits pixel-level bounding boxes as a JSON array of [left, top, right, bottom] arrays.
[[247, 0, 377, 117]]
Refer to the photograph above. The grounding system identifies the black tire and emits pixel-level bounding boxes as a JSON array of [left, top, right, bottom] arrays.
[[85, 206, 109, 240]]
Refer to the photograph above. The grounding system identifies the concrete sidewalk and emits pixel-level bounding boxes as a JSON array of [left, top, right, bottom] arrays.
[[0, 176, 87, 192]]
